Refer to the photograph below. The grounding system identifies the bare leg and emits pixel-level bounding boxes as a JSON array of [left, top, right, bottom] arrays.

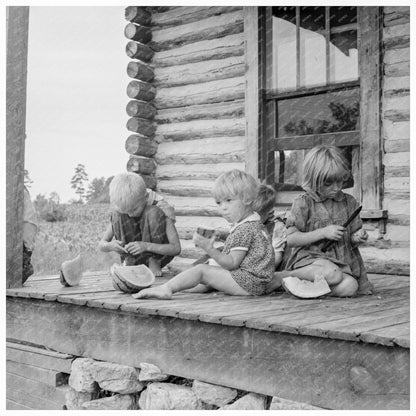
[[275, 259, 343, 287], [331, 273, 358, 297], [184, 284, 214, 293], [133, 264, 249, 299], [148, 257, 162, 277]]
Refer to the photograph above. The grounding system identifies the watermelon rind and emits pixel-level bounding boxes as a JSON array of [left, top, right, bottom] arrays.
[[60, 254, 82, 287], [282, 276, 331, 299], [110, 263, 154, 293]]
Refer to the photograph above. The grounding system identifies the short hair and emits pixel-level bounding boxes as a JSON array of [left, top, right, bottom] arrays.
[[302, 145, 350, 193], [213, 169, 259, 207], [252, 183, 276, 213], [109, 172, 146, 212]]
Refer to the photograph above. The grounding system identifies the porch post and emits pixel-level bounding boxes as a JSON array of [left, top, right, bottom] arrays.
[[6, 6, 30, 288]]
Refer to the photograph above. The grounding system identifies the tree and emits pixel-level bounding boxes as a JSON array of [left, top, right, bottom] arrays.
[[24, 169, 33, 188], [70, 164, 89, 203], [86, 175, 113, 204]]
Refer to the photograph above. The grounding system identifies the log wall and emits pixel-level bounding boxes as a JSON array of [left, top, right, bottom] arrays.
[[146, 6, 246, 263], [122, 6, 410, 273], [381, 7, 410, 245]]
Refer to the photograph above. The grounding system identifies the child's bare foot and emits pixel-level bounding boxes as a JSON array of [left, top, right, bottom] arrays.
[[148, 257, 162, 277], [132, 285, 172, 299]]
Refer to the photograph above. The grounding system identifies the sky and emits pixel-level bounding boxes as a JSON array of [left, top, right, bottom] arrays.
[[25, 6, 130, 202]]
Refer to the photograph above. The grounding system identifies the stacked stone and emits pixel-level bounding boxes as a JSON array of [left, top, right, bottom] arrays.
[[124, 6, 158, 190], [65, 357, 322, 410]]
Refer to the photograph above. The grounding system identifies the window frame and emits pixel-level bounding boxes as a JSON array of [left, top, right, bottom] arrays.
[[249, 6, 384, 219]]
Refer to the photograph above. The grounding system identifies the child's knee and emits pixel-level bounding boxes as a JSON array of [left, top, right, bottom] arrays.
[[319, 264, 343, 286], [332, 274, 358, 297]]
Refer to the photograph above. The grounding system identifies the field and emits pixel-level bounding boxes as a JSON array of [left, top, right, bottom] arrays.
[[32, 203, 119, 276]]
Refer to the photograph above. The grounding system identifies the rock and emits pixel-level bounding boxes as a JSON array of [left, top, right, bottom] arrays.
[[82, 394, 137, 410], [221, 393, 266, 410], [68, 358, 98, 393], [192, 380, 237, 406], [89, 360, 144, 394], [139, 382, 203, 410], [138, 362, 169, 382], [65, 386, 95, 410], [270, 396, 321, 410]]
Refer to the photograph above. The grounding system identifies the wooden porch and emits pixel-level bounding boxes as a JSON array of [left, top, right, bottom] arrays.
[[6, 271, 409, 410]]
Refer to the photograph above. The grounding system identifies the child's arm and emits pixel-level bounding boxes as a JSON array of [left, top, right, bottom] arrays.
[[287, 224, 345, 248], [98, 224, 128, 254], [124, 218, 181, 257], [272, 221, 286, 268], [193, 233, 245, 271]]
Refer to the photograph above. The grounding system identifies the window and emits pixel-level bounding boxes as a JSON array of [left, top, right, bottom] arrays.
[[257, 6, 383, 215]]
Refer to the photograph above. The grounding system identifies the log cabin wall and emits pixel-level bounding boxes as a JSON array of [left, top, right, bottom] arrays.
[[381, 7, 410, 248], [134, 6, 247, 264], [123, 6, 410, 273]]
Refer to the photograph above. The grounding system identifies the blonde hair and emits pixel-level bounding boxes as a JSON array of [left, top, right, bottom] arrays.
[[252, 183, 276, 213], [213, 169, 259, 207], [302, 145, 350, 193], [109, 172, 146, 212]]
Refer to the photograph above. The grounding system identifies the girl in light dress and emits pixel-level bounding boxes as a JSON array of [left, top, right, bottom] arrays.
[[134, 170, 275, 299]]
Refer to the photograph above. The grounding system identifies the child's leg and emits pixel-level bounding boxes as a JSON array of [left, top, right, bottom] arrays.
[[133, 264, 249, 299], [331, 274, 358, 297], [140, 206, 173, 276], [184, 284, 214, 293], [275, 259, 343, 287]]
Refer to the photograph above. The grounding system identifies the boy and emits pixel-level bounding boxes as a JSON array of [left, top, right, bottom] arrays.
[[99, 173, 181, 276], [253, 184, 288, 293]]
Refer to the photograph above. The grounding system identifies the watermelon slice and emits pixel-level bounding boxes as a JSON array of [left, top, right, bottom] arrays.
[[60, 254, 82, 287], [282, 275, 331, 299], [110, 264, 155, 293]]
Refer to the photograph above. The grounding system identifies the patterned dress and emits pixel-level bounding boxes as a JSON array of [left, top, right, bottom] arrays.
[[285, 190, 373, 295], [224, 213, 275, 296]]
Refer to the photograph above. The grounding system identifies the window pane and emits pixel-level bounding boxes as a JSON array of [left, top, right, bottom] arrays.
[[274, 150, 305, 187], [329, 7, 358, 83], [330, 7, 357, 28], [276, 88, 359, 137], [274, 147, 356, 189], [329, 30, 358, 83], [272, 7, 297, 91], [299, 7, 326, 88]]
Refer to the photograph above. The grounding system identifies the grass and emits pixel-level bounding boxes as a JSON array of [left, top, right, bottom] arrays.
[[32, 203, 119, 276]]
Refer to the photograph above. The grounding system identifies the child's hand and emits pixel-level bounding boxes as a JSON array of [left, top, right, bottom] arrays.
[[351, 229, 368, 245], [321, 224, 345, 241], [193, 232, 215, 251], [108, 240, 128, 254], [125, 241, 149, 256]]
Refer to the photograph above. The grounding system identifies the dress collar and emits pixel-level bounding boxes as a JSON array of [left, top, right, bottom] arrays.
[[229, 212, 261, 233], [304, 187, 345, 203]]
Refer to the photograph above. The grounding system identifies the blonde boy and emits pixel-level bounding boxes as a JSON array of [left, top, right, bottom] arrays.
[[99, 173, 181, 276]]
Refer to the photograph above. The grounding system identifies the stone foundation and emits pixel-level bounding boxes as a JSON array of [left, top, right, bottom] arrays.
[[65, 357, 322, 410]]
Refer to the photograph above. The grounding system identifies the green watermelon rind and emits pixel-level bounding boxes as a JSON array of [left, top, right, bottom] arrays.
[[282, 276, 331, 299]]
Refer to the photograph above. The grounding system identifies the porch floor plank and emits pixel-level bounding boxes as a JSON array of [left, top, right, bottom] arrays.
[[7, 272, 409, 348]]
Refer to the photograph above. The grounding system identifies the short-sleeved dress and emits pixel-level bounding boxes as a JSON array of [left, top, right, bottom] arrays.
[[285, 190, 373, 295], [223, 213, 275, 296]]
